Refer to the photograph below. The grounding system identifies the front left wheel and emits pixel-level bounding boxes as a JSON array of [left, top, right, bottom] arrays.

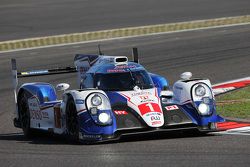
[[66, 95, 80, 142]]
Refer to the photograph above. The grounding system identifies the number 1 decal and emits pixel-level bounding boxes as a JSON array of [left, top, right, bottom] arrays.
[[145, 103, 154, 112], [138, 103, 162, 115]]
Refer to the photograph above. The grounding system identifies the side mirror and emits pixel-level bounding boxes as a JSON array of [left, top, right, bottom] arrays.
[[56, 83, 70, 92], [161, 90, 173, 104], [180, 72, 192, 80], [161, 90, 173, 98]]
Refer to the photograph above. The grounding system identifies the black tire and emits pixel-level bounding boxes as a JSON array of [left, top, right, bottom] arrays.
[[66, 96, 80, 143], [18, 91, 34, 138]]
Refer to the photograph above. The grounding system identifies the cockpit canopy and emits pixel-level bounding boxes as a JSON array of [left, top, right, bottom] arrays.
[[81, 70, 154, 91]]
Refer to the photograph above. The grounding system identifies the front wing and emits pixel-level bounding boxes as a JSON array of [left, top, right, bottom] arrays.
[[77, 103, 224, 142]]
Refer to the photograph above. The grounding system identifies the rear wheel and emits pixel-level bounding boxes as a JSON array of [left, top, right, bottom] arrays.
[[19, 91, 34, 138], [66, 96, 79, 142]]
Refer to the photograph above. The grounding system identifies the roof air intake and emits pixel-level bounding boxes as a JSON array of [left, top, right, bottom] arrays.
[[114, 56, 128, 65]]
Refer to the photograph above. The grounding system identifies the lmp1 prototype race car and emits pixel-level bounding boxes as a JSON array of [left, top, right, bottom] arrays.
[[11, 48, 224, 143]]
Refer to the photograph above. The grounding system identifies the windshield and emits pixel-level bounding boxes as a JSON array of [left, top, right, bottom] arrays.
[[95, 70, 154, 91]]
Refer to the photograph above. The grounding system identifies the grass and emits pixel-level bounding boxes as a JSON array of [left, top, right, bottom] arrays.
[[216, 86, 250, 119]]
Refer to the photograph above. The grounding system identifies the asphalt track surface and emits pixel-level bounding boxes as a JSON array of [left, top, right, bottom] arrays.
[[1, 0, 250, 41], [0, 24, 250, 167]]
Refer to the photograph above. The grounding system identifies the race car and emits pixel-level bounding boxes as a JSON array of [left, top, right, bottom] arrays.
[[11, 48, 224, 143]]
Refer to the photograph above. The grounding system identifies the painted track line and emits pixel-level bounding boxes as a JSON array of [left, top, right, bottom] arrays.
[[0, 15, 250, 53]]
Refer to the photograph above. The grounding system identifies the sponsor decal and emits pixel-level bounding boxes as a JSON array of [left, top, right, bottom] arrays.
[[139, 95, 149, 100], [165, 105, 179, 111], [139, 95, 153, 103], [28, 97, 42, 120], [107, 69, 126, 73], [151, 115, 161, 121], [114, 110, 128, 115], [131, 91, 152, 97], [151, 121, 162, 126], [32, 111, 50, 120], [21, 70, 48, 75], [28, 97, 50, 120], [114, 65, 136, 69], [81, 134, 102, 139], [145, 112, 161, 117], [75, 99, 84, 104]]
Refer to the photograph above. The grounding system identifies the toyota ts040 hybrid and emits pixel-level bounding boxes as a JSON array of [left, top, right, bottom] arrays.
[[11, 48, 224, 143]]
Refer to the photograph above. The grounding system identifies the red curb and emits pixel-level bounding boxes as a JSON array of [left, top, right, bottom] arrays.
[[217, 122, 250, 131]]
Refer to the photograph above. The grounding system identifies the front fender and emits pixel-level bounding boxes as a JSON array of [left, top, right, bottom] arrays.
[[63, 89, 117, 140]]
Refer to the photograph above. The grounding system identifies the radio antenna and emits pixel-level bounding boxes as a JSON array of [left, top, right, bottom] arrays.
[[98, 44, 103, 55]]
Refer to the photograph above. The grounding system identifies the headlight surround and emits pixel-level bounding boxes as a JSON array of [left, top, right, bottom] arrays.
[[192, 83, 213, 101], [195, 85, 206, 97], [91, 95, 102, 106], [86, 92, 112, 125], [86, 93, 111, 110], [192, 83, 214, 116]]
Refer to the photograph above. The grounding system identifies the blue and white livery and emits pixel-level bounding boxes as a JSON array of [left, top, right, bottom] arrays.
[[11, 48, 224, 143]]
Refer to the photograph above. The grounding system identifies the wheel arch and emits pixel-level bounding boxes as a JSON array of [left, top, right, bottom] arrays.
[[17, 83, 57, 104]]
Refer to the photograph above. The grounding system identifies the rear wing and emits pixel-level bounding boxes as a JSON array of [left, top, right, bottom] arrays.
[[10, 47, 140, 87], [12, 60, 77, 79], [10, 59, 77, 107], [11, 47, 139, 78]]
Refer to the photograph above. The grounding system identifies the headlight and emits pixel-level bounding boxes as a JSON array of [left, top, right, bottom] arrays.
[[202, 97, 211, 104], [91, 95, 102, 106], [98, 112, 110, 124], [198, 103, 210, 115], [195, 85, 206, 97], [86, 92, 112, 125], [90, 107, 98, 115]]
